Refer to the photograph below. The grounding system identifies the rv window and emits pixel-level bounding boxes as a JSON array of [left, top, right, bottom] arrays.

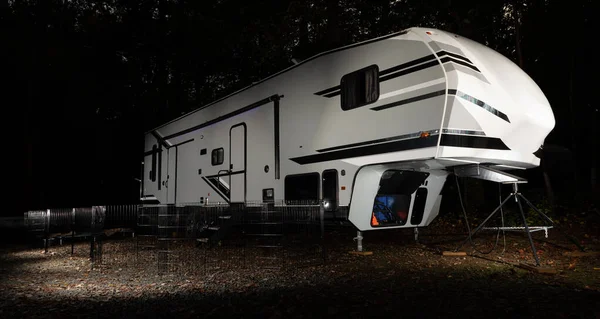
[[151, 145, 157, 182], [371, 170, 429, 227], [211, 148, 224, 166], [200, 148, 207, 155], [340, 65, 379, 111], [285, 173, 320, 204]]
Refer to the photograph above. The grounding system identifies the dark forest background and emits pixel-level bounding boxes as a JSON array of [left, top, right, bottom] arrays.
[[3, 0, 598, 216]]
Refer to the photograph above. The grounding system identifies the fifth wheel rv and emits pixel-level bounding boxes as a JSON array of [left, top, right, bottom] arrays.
[[140, 27, 555, 232]]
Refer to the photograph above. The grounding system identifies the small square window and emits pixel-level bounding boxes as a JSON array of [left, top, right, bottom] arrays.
[[200, 148, 207, 155], [211, 148, 224, 166], [340, 65, 379, 111]]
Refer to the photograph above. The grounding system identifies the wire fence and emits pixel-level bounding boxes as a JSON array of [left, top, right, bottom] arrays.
[[129, 200, 325, 275], [25, 201, 326, 275]]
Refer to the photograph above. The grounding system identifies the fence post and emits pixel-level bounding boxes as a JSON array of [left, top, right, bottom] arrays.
[[90, 235, 95, 269], [44, 209, 50, 254], [320, 200, 326, 264]]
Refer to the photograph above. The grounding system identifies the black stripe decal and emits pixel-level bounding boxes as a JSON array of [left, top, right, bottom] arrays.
[[290, 136, 439, 165], [314, 51, 481, 98], [436, 50, 473, 64], [439, 56, 480, 72], [314, 86, 341, 96], [371, 90, 446, 111], [379, 54, 437, 76], [379, 59, 440, 82], [440, 134, 510, 150], [317, 131, 438, 153], [316, 57, 439, 97], [319, 59, 440, 98], [163, 95, 280, 140], [448, 90, 510, 123], [201, 177, 230, 203], [371, 89, 510, 123], [290, 134, 510, 165]]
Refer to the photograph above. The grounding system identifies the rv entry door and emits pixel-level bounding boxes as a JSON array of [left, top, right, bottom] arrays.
[[229, 123, 247, 203]]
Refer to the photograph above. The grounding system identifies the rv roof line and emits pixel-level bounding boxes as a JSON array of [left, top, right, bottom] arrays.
[[145, 29, 410, 134], [159, 94, 282, 141]]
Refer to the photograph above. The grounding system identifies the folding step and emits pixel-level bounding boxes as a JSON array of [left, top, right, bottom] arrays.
[[208, 226, 220, 231], [218, 215, 232, 219], [196, 238, 209, 243]]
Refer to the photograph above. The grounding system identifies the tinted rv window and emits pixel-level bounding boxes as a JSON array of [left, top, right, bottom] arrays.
[[340, 65, 379, 110], [285, 173, 320, 204], [211, 148, 224, 166], [371, 170, 429, 228]]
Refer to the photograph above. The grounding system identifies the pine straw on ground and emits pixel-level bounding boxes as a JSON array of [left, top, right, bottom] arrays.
[[1, 215, 598, 319]]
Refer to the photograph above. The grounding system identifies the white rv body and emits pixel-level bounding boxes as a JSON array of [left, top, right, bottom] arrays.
[[140, 27, 555, 231]]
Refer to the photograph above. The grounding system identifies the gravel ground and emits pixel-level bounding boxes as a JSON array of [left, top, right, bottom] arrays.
[[1, 215, 599, 319]]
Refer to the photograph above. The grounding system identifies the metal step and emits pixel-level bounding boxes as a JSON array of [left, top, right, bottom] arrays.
[[196, 238, 209, 243], [218, 215, 232, 219], [207, 226, 220, 231]]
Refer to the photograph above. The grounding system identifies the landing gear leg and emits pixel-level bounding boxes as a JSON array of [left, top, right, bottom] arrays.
[[354, 231, 363, 252], [350, 230, 372, 256]]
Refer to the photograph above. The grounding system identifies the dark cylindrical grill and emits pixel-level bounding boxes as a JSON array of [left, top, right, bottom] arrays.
[[49, 208, 74, 233], [23, 210, 47, 232], [73, 206, 105, 232], [24, 205, 137, 234]]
